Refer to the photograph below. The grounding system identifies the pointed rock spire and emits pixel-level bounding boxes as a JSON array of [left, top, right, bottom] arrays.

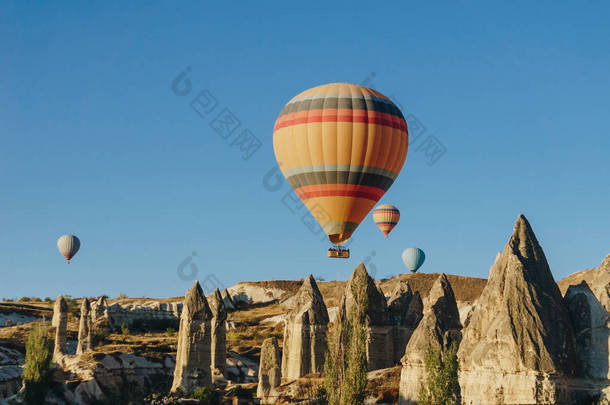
[[590, 254, 610, 312], [458, 214, 577, 404], [338, 263, 392, 370], [76, 298, 93, 354], [91, 296, 108, 323], [388, 281, 423, 364], [402, 273, 462, 362], [209, 288, 227, 380], [171, 281, 213, 393], [387, 281, 423, 326], [53, 296, 68, 360], [565, 281, 609, 379], [398, 273, 462, 404], [257, 337, 282, 404], [344, 263, 388, 326], [281, 274, 329, 380], [221, 288, 236, 311], [52, 296, 64, 328]]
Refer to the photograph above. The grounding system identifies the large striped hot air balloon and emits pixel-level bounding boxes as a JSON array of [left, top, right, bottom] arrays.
[[57, 235, 80, 264], [273, 83, 409, 249], [373, 204, 400, 237]]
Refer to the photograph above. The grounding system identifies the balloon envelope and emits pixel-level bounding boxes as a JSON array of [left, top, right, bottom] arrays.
[[402, 247, 425, 273], [57, 235, 80, 262], [273, 83, 409, 245], [373, 204, 400, 237]]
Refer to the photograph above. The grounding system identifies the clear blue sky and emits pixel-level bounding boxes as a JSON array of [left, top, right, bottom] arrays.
[[2, 2, 609, 299]]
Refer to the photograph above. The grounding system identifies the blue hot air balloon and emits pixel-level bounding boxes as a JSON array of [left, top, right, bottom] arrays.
[[402, 247, 425, 273]]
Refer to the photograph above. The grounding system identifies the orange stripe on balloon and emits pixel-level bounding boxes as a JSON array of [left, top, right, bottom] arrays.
[[295, 184, 384, 201], [274, 109, 407, 132]]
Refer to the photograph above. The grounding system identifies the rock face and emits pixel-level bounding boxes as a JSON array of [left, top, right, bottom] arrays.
[[228, 282, 286, 305], [208, 288, 227, 380], [281, 275, 329, 380], [591, 255, 610, 312], [76, 298, 93, 355], [257, 337, 282, 404], [171, 281, 213, 393], [458, 215, 578, 405], [222, 289, 237, 311], [0, 346, 24, 398], [51, 351, 176, 404], [106, 301, 182, 328], [53, 296, 68, 360], [398, 273, 462, 405], [387, 281, 423, 364], [52, 296, 65, 328], [341, 263, 393, 370], [91, 296, 109, 323], [565, 281, 610, 379]]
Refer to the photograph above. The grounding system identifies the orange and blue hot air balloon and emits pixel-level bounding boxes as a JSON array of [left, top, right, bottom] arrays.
[[273, 83, 409, 249], [373, 204, 400, 237]]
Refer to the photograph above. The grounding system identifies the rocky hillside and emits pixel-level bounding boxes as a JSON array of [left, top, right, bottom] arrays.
[[0, 216, 607, 404], [229, 273, 486, 307]]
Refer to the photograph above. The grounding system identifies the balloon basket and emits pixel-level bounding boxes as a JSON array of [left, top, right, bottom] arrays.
[[328, 246, 350, 259]]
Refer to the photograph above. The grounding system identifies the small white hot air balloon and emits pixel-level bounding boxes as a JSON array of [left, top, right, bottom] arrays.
[[57, 235, 80, 264]]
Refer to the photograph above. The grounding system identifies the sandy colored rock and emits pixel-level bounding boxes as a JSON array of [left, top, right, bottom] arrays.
[[76, 298, 93, 355], [171, 281, 213, 393], [106, 300, 181, 328], [208, 288, 227, 379], [281, 274, 329, 380], [52, 296, 64, 328], [387, 281, 423, 364], [91, 295, 109, 323], [53, 295, 68, 360], [221, 288, 237, 311], [257, 337, 282, 404], [398, 273, 462, 405], [458, 214, 578, 405], [565, 281, 610, 379], [340, 263, 393, 370], [590, 255, 610, 312]]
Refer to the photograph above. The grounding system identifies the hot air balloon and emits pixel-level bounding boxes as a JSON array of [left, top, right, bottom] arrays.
[[273, 83, 409, 258], [373, 204, 400, 237], [57, 235, 80, 264], [402, 247, 425, 273]]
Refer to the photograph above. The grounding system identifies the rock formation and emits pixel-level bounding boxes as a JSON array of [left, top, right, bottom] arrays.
[[458, 214, 577, 405], [52, 295, 65, 328], [0, 346, 24, 398], [565, 281, 610, 380], [591, 255, 610, 312], [53, 296, 68, 359], [171, 281, 213, 393], [281, 275, 329, 380], [91, 295, 109, 323], [398, 273, 462, 405], [76, 298, 93, 355], [257, 337, 282, 404], [208, 288, 227, 380], [106, 301, 182, 328], [339, 263, 393, 370], [222, 288, 237, 311], [387, 281, 423, 364]]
